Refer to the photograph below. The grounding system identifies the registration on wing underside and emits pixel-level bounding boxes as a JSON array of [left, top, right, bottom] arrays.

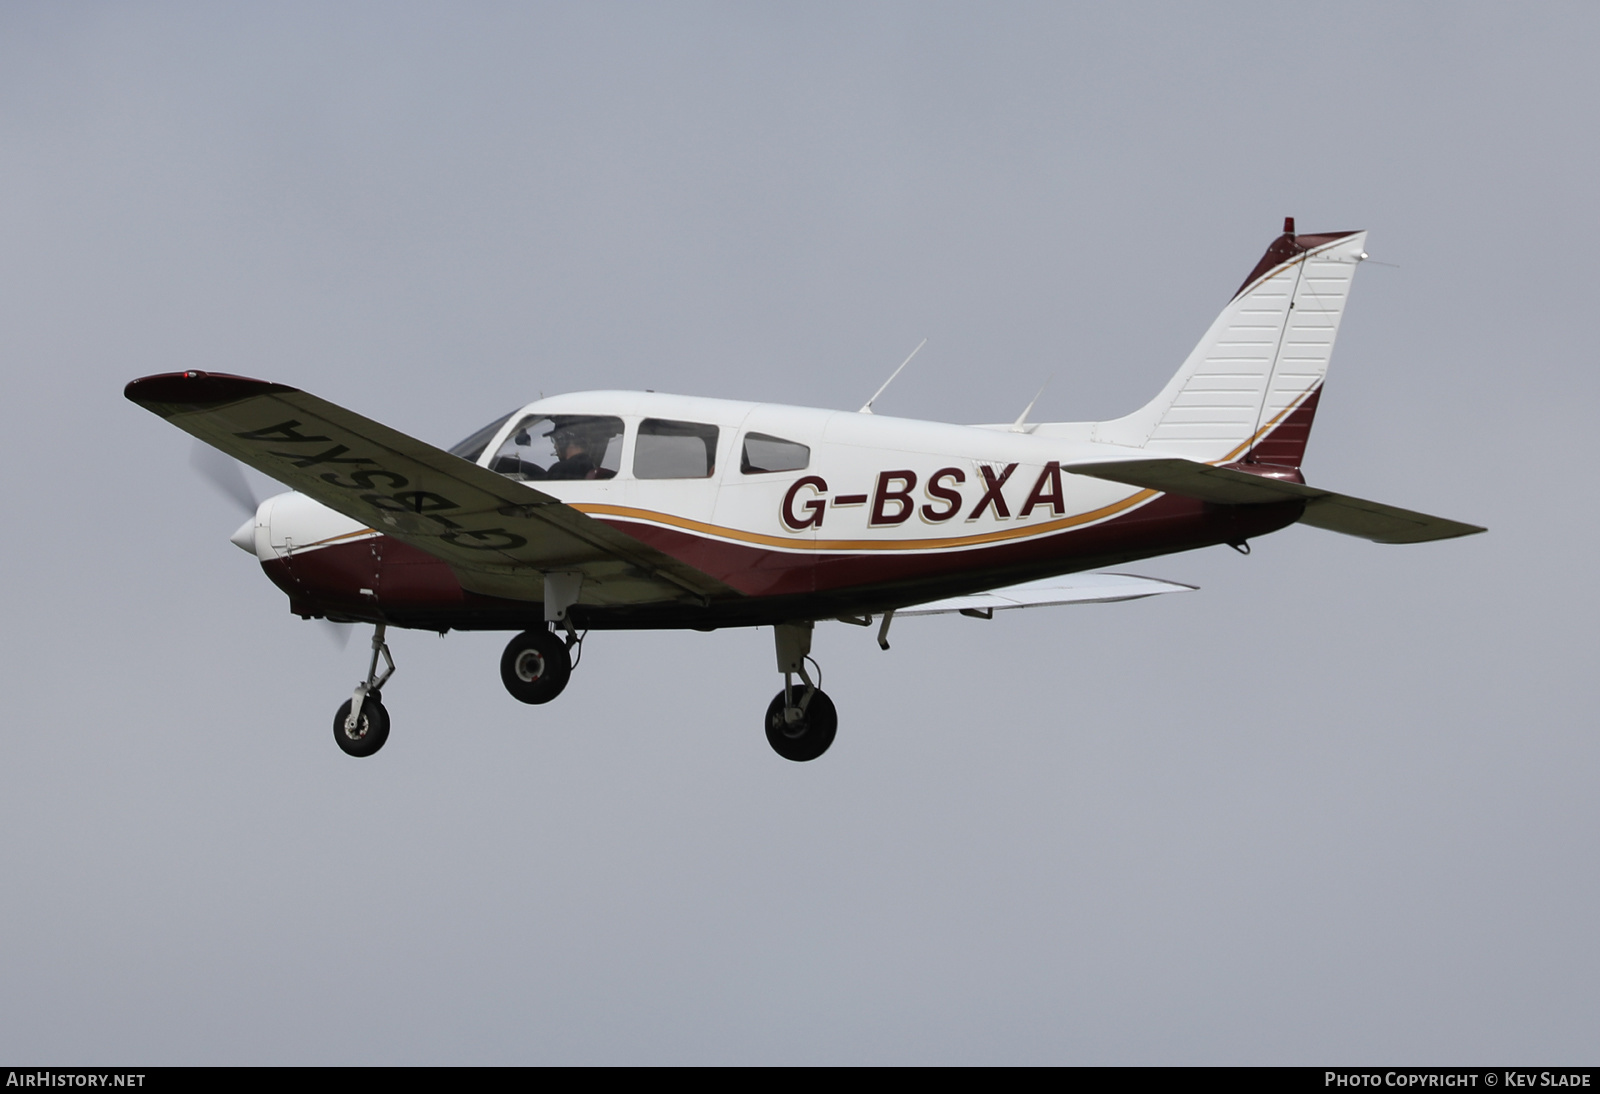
[[128, 375, 737, 605]]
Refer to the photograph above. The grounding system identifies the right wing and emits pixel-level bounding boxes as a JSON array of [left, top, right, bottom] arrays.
[[126, 371, 739, 606]]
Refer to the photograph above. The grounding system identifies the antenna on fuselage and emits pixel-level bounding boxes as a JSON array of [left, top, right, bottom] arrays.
[[1009, 378, 1051, 433], [859, 338, 927, 414]]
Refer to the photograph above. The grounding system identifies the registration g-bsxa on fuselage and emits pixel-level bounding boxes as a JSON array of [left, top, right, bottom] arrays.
[[126, 220, 1483, 762]]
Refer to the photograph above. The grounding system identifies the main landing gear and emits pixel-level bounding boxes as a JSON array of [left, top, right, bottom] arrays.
[[500, 572, 584, 706], [334, 623, 396, 758], [766, 621, 837, 762], [499, 625, 578, 704]]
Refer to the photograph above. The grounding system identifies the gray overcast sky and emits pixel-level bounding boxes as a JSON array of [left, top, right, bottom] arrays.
[[2, 2, 1595, 1064]]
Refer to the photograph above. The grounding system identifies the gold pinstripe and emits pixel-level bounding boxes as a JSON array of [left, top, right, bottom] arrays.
[[571, 488, 1159, 553], [1217, 381, 1318, 465], [301, 528, 379, 550]]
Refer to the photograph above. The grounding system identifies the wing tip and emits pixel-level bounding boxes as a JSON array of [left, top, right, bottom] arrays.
[[1385, 521, 1488, 544], [125, 371, 298, 409]]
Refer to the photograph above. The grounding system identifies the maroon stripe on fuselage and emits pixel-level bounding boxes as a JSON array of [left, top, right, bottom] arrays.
[[264, 492, 1304, 631], [263, 535, 469, 621], [598, 492, 1295, 596]]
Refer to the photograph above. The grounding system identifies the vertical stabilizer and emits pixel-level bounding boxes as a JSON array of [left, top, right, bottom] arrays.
[[1093, 223, 1367, 466]]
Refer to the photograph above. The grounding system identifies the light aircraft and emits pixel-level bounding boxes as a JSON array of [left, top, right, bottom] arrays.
[[128, 219, 1483, 761]]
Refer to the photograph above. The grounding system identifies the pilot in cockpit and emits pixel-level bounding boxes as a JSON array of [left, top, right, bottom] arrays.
[[546, 420, 612, 480], [492, 414, 621, 482]]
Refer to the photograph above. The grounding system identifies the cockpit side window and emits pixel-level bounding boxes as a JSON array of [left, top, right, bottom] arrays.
[[448, 411, 517, 463], [740, 432, 810, 474], [490, 415, 624, 481], [634, 419, 719, 479]]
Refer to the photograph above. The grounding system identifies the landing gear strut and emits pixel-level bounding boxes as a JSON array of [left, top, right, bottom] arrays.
[[500, 626, 575, 704], [766, 621, 837, 762], [335, 623, 395, 758], [499, 574, 584, 706]]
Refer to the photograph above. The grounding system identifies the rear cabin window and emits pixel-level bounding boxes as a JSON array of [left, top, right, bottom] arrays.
[[740, 432, 810, 474], [489, 414, 624, 481], [634, 419, 719, 479]]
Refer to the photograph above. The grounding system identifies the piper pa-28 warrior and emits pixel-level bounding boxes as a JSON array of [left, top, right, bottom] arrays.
[[128, 219, 1483, 762]]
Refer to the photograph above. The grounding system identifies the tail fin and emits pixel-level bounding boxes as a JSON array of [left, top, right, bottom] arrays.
[[1093, 220, 1368, 467]]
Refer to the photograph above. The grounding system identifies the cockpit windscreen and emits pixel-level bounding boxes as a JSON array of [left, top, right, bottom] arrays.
[[447, 411, 517, 463]]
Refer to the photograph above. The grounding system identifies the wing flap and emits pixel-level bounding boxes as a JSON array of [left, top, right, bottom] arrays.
[[127, 371, 738, 604], [1069, 457, 1485, 545], [896, 573, 1196, 616]]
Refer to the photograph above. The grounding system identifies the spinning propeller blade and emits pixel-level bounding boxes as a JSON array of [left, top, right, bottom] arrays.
[[189, 440, 258, 516], [319, 621, 353, 651], [193, 441, 354, 648]]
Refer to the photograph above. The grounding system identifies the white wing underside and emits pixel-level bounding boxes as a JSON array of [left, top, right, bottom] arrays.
[[897, 572, 1196, 617]]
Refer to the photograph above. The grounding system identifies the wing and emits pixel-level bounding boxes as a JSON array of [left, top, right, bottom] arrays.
[[1069, 458, 1486, 545], [896, 573, 1196, 617], [126, 371, 739, 606]]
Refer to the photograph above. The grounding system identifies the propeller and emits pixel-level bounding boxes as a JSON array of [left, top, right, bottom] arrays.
[[190, 440, 258, 516], [188, 441, 352, 651], [319, 619, 354, 651]]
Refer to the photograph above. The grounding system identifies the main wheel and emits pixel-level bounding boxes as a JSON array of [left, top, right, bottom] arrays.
[[500, 629, 572, 704], [334, 693, 390, 757], [764, 687, 838, 762]]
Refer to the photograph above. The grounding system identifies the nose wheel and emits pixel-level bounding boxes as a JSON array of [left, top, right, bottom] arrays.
[[334, 690, 389, 757], [333, 624, 396, 758]]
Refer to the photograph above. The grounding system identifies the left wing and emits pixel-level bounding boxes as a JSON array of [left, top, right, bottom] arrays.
[[1069, 457, 1486, 545], [126, 371, 739, 606], [897, 573, 1197, 617]]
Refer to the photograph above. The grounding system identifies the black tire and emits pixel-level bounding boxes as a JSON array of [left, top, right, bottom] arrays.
[[764, 687, 838, 762], [334, 694, 390, 757], [500, 629, 572, 705]]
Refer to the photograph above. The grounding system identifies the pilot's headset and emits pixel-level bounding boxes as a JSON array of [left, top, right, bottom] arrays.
[[548, 420, 582, 453]]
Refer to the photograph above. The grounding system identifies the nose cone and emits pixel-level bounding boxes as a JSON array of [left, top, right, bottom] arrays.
[[230, 517, 257, 555]]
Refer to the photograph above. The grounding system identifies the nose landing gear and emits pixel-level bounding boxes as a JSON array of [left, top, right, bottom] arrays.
[[334, 624, 396, 758], [334, 691, 389, 757], [767, 621, 837, 762]]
